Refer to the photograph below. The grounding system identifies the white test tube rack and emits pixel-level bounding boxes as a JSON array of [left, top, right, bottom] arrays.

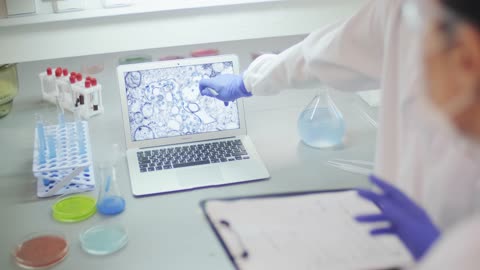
[[39, 68, 104, 120], [33, 120, 95, 198], [72, 83, 104, 119], [39, 71, 58, 104]]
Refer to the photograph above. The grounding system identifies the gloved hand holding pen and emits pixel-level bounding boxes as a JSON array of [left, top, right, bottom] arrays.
[[355, 175, 441, 261], [199, 74, 252, 106]]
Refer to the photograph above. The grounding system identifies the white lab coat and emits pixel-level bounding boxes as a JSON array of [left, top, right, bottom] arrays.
[[243, 0, 480, 232], [414, 215, 480, 270]]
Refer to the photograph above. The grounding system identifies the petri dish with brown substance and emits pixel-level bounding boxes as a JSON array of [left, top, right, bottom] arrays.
[[13, 232, 68, 269]]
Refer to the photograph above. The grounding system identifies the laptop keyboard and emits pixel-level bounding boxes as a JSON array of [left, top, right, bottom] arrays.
[[137, 139, 250, 173]]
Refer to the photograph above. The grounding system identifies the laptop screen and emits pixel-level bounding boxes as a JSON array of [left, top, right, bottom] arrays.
[[122, 61, 241, 142]]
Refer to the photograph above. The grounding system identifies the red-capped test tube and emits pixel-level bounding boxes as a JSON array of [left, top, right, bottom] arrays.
[[90, 78, 100, 111], [79, 79, 90, 106], [55, 67, 62, 78]]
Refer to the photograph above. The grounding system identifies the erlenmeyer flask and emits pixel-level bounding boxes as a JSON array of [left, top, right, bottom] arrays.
[[298, 89, 345, 148], [97, 163, 125, 215]]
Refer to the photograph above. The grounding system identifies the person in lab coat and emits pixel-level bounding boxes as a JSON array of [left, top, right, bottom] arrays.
[[404, 0, 480, 267], [199, 0, 480, 265]]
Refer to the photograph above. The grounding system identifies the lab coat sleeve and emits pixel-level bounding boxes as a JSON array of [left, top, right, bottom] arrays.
[[243, 0, 395, 95], [413, 215, 480, 270]]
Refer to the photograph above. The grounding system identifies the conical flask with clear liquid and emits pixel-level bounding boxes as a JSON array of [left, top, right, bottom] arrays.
[[298, 89, 345, 148]]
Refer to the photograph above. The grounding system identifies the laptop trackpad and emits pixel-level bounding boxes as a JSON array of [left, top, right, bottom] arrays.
[[177, 166, 224, 188]]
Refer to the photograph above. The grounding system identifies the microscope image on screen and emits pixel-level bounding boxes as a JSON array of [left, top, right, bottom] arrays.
[[124, 61, 240, 142]]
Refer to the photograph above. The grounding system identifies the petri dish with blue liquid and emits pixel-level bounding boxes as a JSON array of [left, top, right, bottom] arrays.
[[80, 224, 128, 255]]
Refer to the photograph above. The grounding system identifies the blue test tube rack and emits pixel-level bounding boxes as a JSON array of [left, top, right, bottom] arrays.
[[32, 120, 95, 198]]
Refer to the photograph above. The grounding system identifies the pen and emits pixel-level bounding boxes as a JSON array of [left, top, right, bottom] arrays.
[[204, 87, 229, 106], [205, 87, 219, 96]]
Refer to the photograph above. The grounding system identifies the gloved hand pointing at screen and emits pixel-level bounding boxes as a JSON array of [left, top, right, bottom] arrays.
[[355, 175, 441, 261], [199, 74, 252, 106]]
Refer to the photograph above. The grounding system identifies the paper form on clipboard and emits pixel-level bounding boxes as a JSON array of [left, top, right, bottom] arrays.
[[203, 190, 412, 270]]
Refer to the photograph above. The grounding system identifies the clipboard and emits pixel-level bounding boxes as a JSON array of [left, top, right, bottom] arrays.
[[201, 189, 411, 270]]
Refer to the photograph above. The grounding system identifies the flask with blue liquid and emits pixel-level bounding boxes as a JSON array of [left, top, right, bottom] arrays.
[[97, 160, 125, 216], [298, 89, 345, 148]]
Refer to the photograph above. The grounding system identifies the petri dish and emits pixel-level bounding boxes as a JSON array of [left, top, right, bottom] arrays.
[[190, 49, 219, 57], [158, 55, 184, 61], [118, 54, 152, 65], [13, 232, 68, 269], [52, 195, 96, 223], [79, 224, 128, 255]]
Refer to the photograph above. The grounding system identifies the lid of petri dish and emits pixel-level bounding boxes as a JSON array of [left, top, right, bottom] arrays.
[[13, 232, 68, 269], [52, 195, 96, 223], [80, 224, 128, 255], [190, 49, 219, 57]]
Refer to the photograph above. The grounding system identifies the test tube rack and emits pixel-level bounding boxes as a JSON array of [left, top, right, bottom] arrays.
[[39, 67, 104, 120], [33, 120, 95, 198]]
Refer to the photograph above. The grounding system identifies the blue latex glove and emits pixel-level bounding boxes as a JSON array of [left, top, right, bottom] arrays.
[[199, 74, 252, 106], [355, 175, 441, 261]]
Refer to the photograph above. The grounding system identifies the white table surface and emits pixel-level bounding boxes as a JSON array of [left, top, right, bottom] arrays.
[[0, 56, 378, 270]]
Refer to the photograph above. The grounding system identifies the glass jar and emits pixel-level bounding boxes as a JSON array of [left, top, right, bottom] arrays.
[[0, 64, 19, 118]]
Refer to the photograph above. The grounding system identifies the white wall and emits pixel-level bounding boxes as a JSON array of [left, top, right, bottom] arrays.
[[0, 0, 365, 64]]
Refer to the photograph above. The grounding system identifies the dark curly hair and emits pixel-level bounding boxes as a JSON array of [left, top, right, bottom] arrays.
[[442, 0, 480, 28]]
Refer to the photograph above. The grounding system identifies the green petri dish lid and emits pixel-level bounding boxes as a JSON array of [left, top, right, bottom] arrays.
[[79, 224, 128, 256], [52, 195, 97, 223], [13, 232, 68, 269]]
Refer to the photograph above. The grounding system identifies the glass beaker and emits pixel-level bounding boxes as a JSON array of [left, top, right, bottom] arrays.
[[298, 89, 345, 148], [0, 64, 19, 118], [97, 164, 125, 215]]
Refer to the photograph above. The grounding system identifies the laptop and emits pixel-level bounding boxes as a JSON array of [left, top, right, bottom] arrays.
[[116, 55, 270, 196]]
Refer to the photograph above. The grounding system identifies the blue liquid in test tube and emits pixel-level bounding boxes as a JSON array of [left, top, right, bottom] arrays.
[[58, 113, 65, 128], [47, 134, 56, 159], [36, 121, 46, 164], [78, 122, 86, 155]]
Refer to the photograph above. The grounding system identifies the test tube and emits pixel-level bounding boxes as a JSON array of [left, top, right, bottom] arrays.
[[54, 67, 62, 97], [74, 105, 85, 155], [45, 67, 57, 96], [69, 75, 76, 106], [91, 78, 99, 111], [75, 73, 85, 106], [35, 113, 46, 165], [53, 93, 62, 156], [47, 134, 56, 159], [55, 96, 65, 128], [79, 76, 88, 105]]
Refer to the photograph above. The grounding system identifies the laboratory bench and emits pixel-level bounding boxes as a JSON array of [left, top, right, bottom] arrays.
[[0, 40, 378, 270]]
